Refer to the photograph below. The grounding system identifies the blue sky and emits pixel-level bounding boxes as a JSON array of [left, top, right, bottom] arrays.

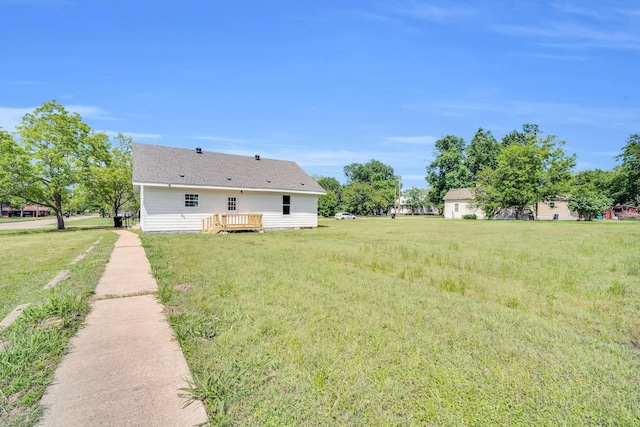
[[1, 1, 639, 189]]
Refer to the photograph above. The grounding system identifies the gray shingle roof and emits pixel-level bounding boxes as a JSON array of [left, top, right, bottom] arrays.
[[443, 187, 474, 201], [133, 143, 325, 194]]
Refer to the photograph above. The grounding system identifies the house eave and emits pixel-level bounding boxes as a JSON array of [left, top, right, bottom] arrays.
[[133, 181, 325, 195]]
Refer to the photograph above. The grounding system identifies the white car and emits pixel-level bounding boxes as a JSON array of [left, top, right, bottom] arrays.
[[335, 212, 357, 220]]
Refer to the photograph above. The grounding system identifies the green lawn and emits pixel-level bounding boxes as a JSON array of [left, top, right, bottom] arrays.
[[0, 217, 49, 223], [0, 228, 118, 426], [142, 217, 640, 426]]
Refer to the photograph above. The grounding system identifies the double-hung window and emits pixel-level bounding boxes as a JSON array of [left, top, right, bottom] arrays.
[[185, 194, 198, 207], [283, 195, 291, 215], [227, 197, 237, 211]]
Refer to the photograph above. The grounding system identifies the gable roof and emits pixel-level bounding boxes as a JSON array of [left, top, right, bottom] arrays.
[[443, 187, 474, 201], [133, 143, 325, 194]]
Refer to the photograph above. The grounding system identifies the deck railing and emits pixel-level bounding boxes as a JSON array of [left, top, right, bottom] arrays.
[[202, 213, 263, 234]]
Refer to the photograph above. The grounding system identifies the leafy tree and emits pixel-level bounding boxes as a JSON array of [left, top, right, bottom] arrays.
[[340, 181, 377, 215], [474, 128, 576, 218], [344, 160, 395, 184], [568, 193, 612, 221], [403, 186, 428, 214], [425, 135, 473, 212], [315, 176, 342, 197], [86, 133, 136, 225], [501, 124, 541, 146], [342, 160, 397, 214], [465, 128, 500, 178], [318, 190, 338, 217], [614, 134, 640, 205], [0, 100, 109, 229], [314, 175, 342, 217], [572, 169, 616, 197]]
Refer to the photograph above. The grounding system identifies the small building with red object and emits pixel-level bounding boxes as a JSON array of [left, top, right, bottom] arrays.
[[604, 204, 638, 219]]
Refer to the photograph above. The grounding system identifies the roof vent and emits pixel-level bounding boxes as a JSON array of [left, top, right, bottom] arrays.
[[196, 147, 202, 154], [255, 155, 260, 160]]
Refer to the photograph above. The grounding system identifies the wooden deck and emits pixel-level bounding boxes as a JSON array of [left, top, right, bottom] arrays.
[[202, 213, 263, 234]]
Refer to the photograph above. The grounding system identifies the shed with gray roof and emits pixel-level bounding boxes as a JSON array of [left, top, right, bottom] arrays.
[[133, 143, 325, 233]]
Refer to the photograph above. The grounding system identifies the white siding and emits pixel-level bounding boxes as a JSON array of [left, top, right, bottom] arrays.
[[139, 186, 318, 233]]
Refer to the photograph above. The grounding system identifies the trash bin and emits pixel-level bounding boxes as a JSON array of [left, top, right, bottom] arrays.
[[391, 213, 396, 219], [114, 215, 123, 227]]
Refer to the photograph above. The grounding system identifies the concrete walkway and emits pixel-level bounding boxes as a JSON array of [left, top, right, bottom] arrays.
[[38, 230, 208, 427]]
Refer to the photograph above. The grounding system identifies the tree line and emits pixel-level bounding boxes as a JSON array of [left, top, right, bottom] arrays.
[[425, 125, 640, 220], [316, 124, 639, 220], [0, 100, 135, 229]]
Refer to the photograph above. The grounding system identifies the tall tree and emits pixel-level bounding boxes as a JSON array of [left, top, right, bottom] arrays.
[[465, 128, 501, 178], [572, 169, 616, 197], [342, 160, 397, 214], [475, 129, 576, 218], [501, 123, 541, 146], [0, 100, 109, 229], [87, 133, 136, 225], [615, 133, 640, 205], [425, 135, 473, 212]]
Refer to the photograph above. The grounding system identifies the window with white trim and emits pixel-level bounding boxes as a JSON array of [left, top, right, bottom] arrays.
[[185, 194, 199, 207], [283, 195, 291, 215], [227, 196, 237, 211], [454, 203, 459, 213]]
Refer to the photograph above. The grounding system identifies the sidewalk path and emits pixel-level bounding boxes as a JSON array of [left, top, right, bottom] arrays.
[[38, 230, 208, 427]]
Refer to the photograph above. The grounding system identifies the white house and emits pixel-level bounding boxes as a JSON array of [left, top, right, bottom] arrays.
[[443, 188, 487, 219], [394, 195, 436, 215], [132, 143, 326, 233]]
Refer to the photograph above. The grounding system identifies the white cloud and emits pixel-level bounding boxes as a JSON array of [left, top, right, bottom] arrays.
[[435, 100, 640, 130], [100, 130, 161, 140], [0, 103, 117, 131], [0, 107, 33, 131], [66, 104, 116, 120], [193, 135, 273, 144], [394, 3, 476, 22], [387, 135, 437, 144]]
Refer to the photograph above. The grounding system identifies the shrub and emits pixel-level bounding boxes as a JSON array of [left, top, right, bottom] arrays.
[[462, 214, 477, 220]]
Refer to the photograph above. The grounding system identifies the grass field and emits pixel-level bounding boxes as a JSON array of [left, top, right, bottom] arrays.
[[0, 228, 117, 426], [142, 217, 640, 426]]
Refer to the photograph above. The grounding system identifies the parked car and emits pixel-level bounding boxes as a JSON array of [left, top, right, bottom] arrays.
[[335, 212, 357, 220]]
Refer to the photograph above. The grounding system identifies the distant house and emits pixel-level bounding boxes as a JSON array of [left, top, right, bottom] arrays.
[[132, 143, 326, 233], [394, 195, 436, 215], [1, 205, 50, 218], [443, 188, 487, 219], [443, 188, 534, 220], [536, 199, 579, 220]]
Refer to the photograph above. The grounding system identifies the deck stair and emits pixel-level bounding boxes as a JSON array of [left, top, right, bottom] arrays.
[[202, 213, 263, 234]]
